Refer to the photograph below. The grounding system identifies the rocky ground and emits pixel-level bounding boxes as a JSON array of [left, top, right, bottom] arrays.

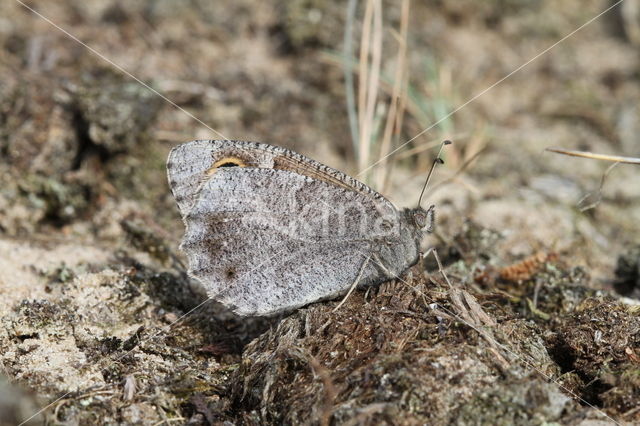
[[1, 0, 639, 424]]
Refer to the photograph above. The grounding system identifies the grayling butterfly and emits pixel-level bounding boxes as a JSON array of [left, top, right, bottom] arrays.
[[167, 140, 446, 316]]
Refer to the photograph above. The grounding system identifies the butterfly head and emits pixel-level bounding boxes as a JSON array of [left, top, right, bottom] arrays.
[[410, 205, 435, 233]]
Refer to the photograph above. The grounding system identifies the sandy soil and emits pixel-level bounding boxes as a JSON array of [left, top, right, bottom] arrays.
[[1, 0, 639, 424]]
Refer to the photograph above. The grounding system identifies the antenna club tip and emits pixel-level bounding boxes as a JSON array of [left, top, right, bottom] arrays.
[[443, 140, 452, 145], [437, 158, 444, 164]]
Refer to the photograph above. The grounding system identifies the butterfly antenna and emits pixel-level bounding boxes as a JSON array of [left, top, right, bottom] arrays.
[[417, 140, 452, 209]]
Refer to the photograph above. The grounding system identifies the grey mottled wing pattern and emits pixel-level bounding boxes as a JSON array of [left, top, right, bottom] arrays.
[[180, 167, 401, 316], [167, 141, 272, 217], [167, 140, 421, 316], [166, 140, 389, 219]]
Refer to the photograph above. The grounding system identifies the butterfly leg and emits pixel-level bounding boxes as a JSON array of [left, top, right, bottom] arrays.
[[421, 247, 452, 287], [332, 255, 371, 313], [371, 253, 398, 280]]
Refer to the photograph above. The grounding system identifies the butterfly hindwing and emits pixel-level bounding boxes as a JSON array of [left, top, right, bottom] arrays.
[[182, 167, 404, 315], [168, 140, 425, 316]]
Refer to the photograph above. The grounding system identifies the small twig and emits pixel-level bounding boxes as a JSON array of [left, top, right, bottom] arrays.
[[344, 0, 359, 150], [547, 146, 637, 211], [423, 248, 510, 369], [375, 0, 409, 192], [532, 279, 542, 309], [422, 247, 453, 288], [622, 404, 640, 420], [577, 161, 620, 211], [526, 298, 551, 321], [152, 417, 186, 425], [357, 0, 374, 172], [307, 355, 337, 426], [381, 308, 435, 322], [53, 388, 117, 420], [546, 147, 640, 164]]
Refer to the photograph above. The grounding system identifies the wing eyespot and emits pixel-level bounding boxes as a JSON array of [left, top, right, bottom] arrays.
[[206, 157, 247, 175]]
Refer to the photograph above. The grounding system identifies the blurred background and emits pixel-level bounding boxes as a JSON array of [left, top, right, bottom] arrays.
[[1, 0, 640, 423], [2, 0, 639, 279]]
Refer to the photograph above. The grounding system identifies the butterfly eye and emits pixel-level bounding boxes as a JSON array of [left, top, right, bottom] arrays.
[[412, 206, 435, 231], [413, 212, 427, 228]]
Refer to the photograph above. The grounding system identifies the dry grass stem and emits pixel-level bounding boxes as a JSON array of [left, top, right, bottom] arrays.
[[546, 147, 640, 164]]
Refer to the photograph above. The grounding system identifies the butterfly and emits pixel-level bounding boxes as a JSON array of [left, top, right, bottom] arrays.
[[166, 140, 441, 316]]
